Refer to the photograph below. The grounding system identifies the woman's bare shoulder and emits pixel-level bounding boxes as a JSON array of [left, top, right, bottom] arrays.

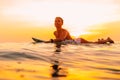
[[54, 31, 57, 34], [62, 28, 68, 32]]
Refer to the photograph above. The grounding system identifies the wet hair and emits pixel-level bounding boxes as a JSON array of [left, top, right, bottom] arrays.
[[55, 17, 64, 24]]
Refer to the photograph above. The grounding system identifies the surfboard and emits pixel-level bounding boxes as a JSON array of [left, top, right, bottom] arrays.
[[32, 37, 45, 43], [32, 37, 75, 45], [32, 37, 82, 46], [32, 37, 114, 45]]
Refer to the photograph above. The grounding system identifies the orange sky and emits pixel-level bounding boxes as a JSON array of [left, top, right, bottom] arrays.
[[0, 0, 120, 42]]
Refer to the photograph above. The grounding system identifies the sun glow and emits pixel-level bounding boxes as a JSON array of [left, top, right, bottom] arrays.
[[0, 0, 120, 42], [2, 1, 119, 26]]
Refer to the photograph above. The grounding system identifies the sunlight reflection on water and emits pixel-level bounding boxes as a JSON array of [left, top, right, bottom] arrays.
[[0, 43, 120, 80]]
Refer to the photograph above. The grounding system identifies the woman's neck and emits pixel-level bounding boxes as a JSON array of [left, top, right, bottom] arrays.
[[57, 28, 62, 31]]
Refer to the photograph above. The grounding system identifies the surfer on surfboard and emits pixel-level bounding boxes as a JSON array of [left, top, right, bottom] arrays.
[[32, 17, 114, 44]]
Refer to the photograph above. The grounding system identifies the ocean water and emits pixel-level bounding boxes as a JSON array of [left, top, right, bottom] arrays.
[[0, 42, 120, 80]]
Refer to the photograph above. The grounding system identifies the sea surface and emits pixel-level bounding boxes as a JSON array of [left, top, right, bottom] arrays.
[[0, 42, 120, 80]]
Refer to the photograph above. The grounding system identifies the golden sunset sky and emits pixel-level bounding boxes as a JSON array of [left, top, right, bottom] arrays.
[[0, 0, 120, 42]]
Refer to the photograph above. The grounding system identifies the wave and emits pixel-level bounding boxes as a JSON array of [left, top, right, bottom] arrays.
[[0, 51, 51, 62]]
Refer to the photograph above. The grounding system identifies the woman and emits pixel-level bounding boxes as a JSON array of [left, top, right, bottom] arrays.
[[53, 17, 72, 42], [45, 17, 90, 43], [45, 17, 72, 43]]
